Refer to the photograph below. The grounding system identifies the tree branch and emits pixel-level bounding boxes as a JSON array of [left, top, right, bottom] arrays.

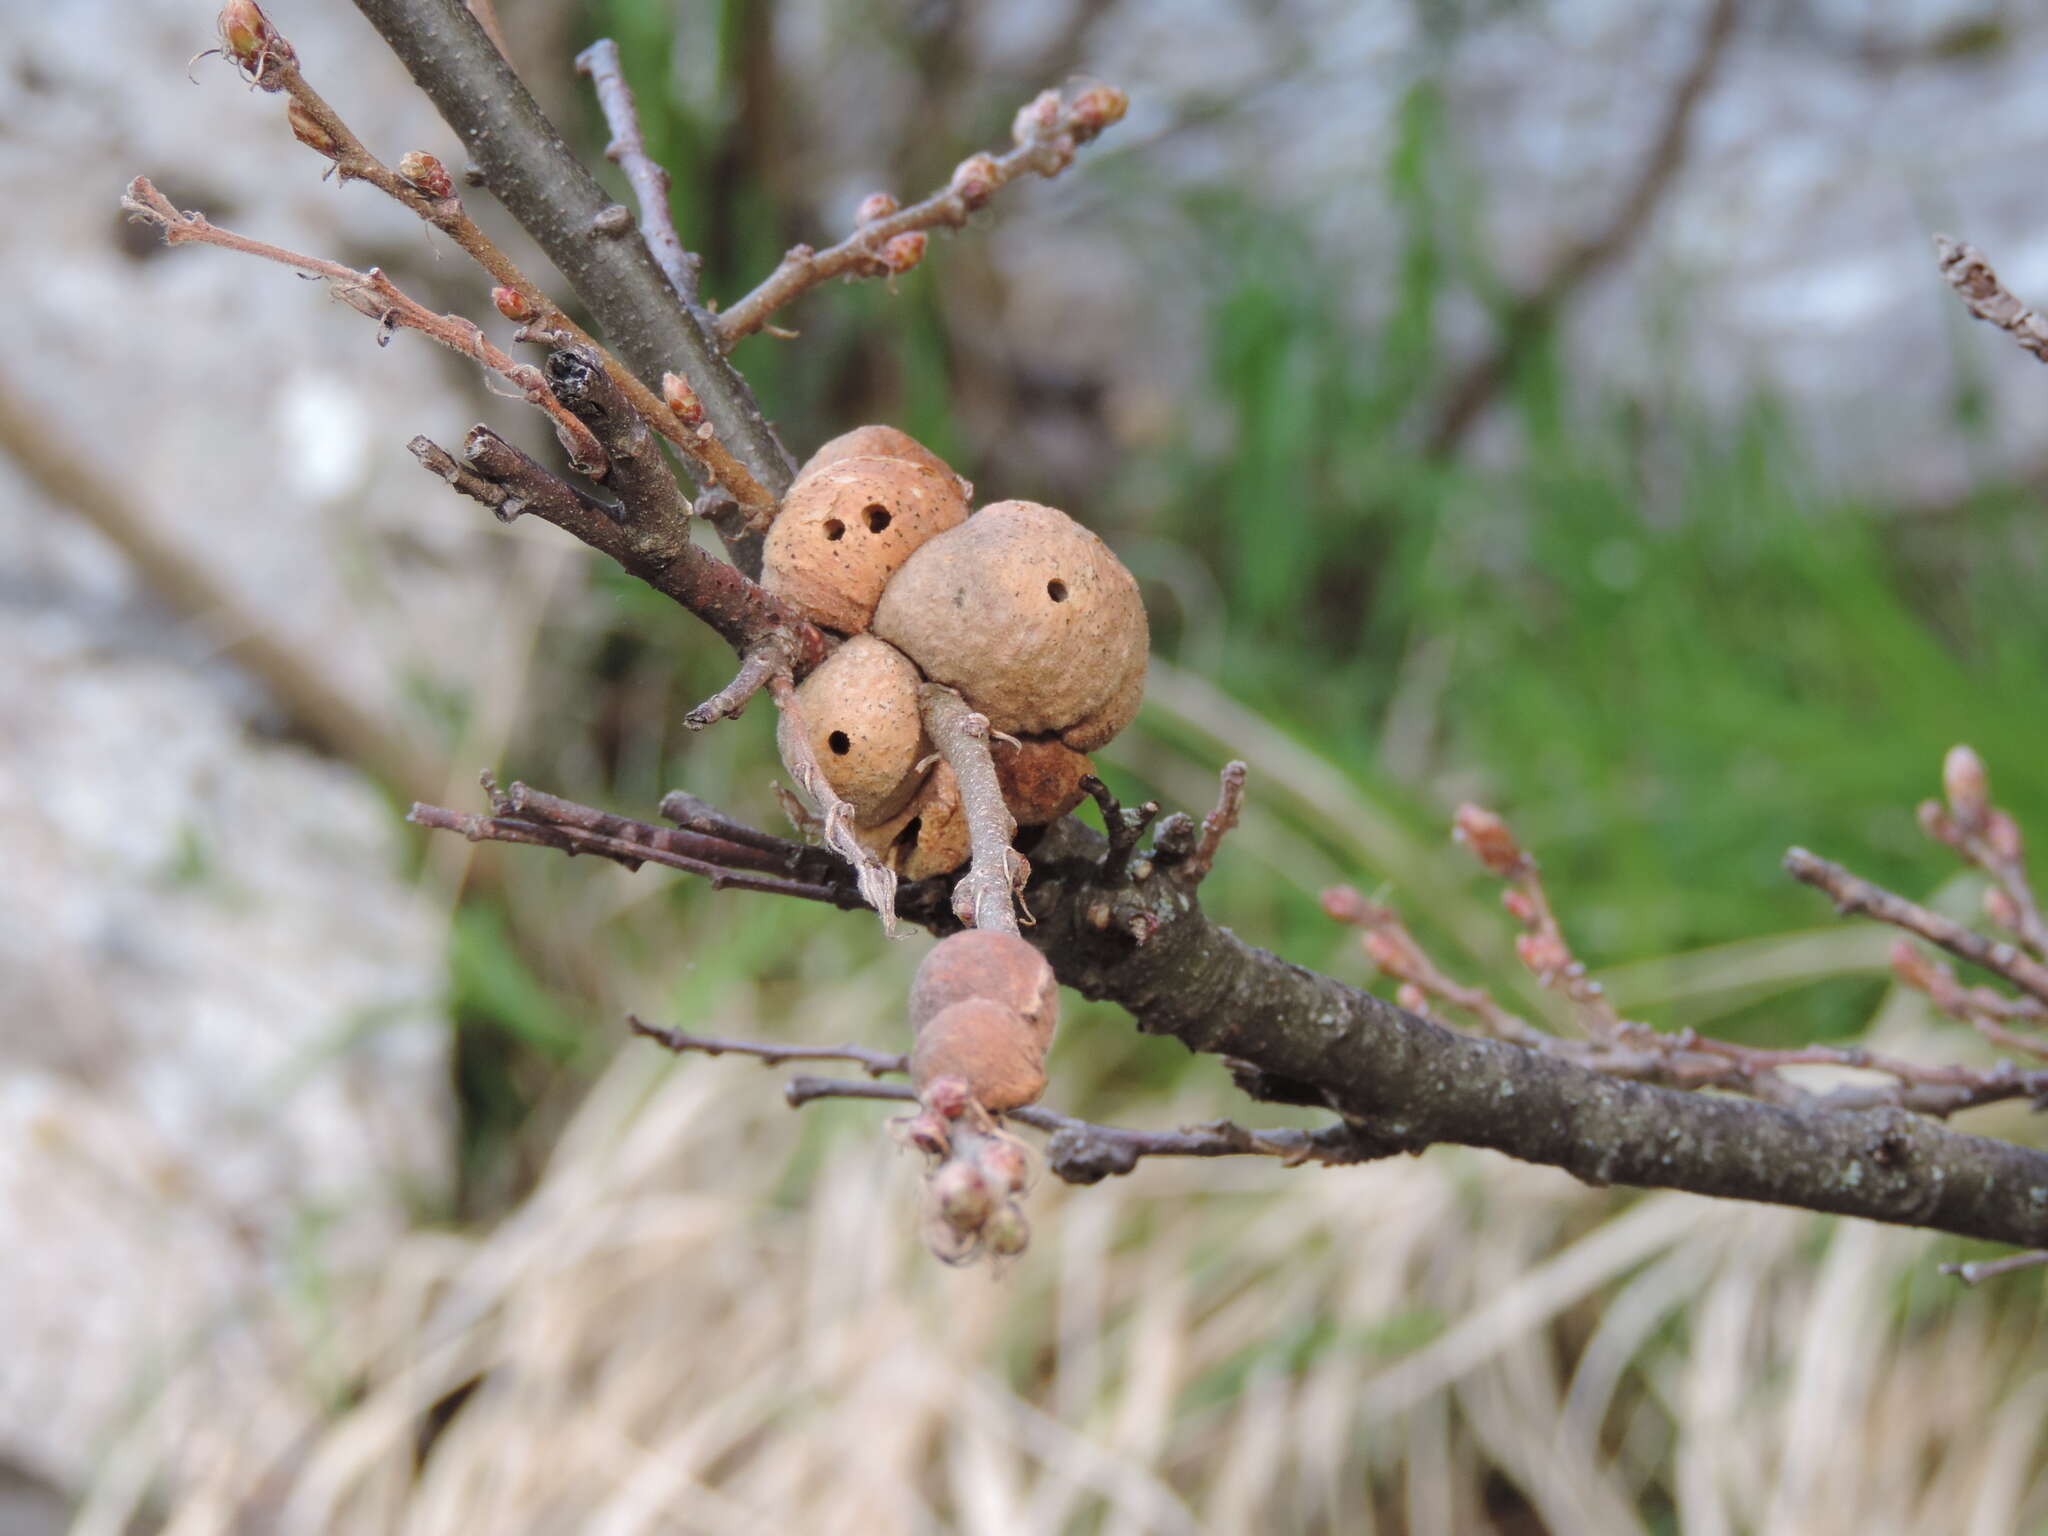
[[575, 39, 705, 310], [1937, 236, 2048, 365], [348, 0, 794, 495], [408, 430, 824, 670], [714, 83, 1127, 350], [122, 178, 608, 475], [411, 779, 2048, 1252]]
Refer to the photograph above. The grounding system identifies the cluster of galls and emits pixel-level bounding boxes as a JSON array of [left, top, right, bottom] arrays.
[[891, 930, 1061, 1262], [767, 425, 1149, 1260], [769, 425, 1148, 879]]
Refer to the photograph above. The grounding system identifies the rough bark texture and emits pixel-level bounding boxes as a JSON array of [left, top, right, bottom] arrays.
[[1018, 817, 2048, 1249], [349, 0, 793, 495]]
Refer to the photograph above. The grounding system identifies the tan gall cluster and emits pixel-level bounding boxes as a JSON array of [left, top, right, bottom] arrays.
[[767, 426, 1148, 879]]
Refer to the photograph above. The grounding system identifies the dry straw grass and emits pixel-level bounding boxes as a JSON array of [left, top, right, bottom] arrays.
[[82, 667, 2048, 1533]]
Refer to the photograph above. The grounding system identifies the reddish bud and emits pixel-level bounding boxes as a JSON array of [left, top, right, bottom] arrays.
[[1361, 929, 1414, 980], [1988, 810, 2025, 863], [1011, 89, 1062, 145], [286, 99, 339, 160], [1501, 888, 1537, 924], [1516, 931, 1571, 978], [1453, 803, 1523, 876], [491, 286, 537, 323], [882, 232, 927, 274], [1395, 982, 1428, 1015], [1320, 885, 1371, 925], [950, 153, 999, 210], [660, 372, 705, 427], [856, 191, 900, 225], [1068, 84, 1129, 138], [921, 1075, 972, 1120], [397, 150, 454, 200], [1943, 745, 1990, 827], [218, 0, 293, 86]]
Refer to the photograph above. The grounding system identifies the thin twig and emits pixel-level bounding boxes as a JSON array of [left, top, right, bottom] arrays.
[[1787, 846, 2048, 1004], [1937, 237, 2048, 365], [1940, 1249, 2048, 1286], [1920, 745, 2048, 959], [684, 640, 790, 730], [350, 0, 797, 497], [773, 1074, 1371, 1184], [121, 178, 608, 475], [772, 673, 902, 934], [714, 83, 1127, 350], [227, 25, 747, 504], [1181, 760, 1248, 885], [409, 430, 824, 669], [922, 684, 1024, 932], [1082, 775, 1159, 886], [630, 1021, 906, 1076], [576, 39, 703, 308]]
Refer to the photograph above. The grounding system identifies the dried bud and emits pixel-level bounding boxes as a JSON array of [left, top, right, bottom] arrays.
[[491, 286, 537, 323], [856, 191, 899, 225], [660, 371, 705, 427], [1068, 84, 1129, 138], [950, 153, 999, 210], [397, 150, 454, 200], [890, 1110, 951, 1158], [218, 0, 293, 86], [1501, 888, 1536, 924], [1985, 885, 2022, 932], [931, 1161, 994, 1234], [1515, 931, 1571, 979], [882, 232, 928, 274], [984, 1201, 1030, 1259], [921, 1075, 972, 1120], [1012, 89, 1062, 145], [1453, 803, 1523, 876], [977, 1137, 1030, 1196], [285, 99, 340, 160], [1989, 810, 2025, 863], [1943, 745, 1990, 827]]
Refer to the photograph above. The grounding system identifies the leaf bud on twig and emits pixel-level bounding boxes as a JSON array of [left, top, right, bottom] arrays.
[[1068, 85, 1129, 139], [1985, 885, 2022, 932], [285, 99, 340, 160], [1453, 803, 1524, 876], [217, 0, 293, 88], [491, 286, 536, 323], [660, 371, 706, 427], [1944, 744, 1990, 828], [855, 191, 899, 225], [397, 150, 454, 200], [1011, 89, 1062, 146], [882, 232, 928, 275], [950, 153, 999, 210]]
